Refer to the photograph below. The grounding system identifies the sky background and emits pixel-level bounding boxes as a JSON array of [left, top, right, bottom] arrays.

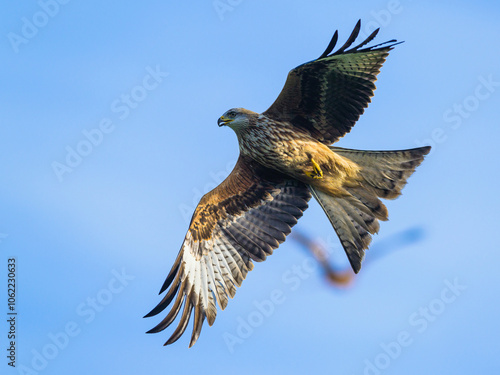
[[1, 1, 500, 374]]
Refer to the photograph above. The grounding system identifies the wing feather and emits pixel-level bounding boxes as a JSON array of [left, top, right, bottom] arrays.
[[189, 302, 205, 348], [164, 297, 193, 346], [236, 215, 282, 247], [263, 20, 401, 145], [210, 250, 236, 304], [146, 280, 186, 333], [225, 223, 268, 261], [158, 251, 182, 294], [317, 30, 338, 59], [205, 253, 227, 310], [333, 19, 361, 55], [218, 229, 249, 285], [145, 155, 311, 346], [231, 221, 274, 257], [198, 258, 208, 311], [350, 28, 379, 51]]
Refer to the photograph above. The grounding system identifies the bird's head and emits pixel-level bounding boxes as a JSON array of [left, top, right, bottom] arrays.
[[217, 108, 256, 131]]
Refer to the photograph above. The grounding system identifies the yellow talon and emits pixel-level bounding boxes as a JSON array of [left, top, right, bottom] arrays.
[[306, 158, 323, 179]]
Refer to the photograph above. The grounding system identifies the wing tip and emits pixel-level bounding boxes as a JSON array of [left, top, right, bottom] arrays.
[[145, 323, 164, 334], [143, 304, 163, 319], [318, 20, 402, 60], [318, 30, 339, 60]]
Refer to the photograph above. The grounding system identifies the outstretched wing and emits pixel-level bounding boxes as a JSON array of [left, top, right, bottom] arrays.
[[263, 20, 401, 145], [145, 155, 311, 347]]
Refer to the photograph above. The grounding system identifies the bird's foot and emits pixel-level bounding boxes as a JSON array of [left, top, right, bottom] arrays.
[[306, 158, 323, 179]]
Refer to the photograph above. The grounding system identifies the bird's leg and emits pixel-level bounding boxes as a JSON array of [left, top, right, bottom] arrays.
[[305, 157, 324, 179]]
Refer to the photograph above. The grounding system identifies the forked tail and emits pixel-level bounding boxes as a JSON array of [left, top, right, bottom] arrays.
[[309, 146, 430, 273]]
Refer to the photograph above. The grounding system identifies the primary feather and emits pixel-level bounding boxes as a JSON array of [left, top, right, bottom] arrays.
[[146, 20, 430, 347]]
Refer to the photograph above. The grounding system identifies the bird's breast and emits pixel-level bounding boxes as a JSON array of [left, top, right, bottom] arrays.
[[237, 121, 321, 174]]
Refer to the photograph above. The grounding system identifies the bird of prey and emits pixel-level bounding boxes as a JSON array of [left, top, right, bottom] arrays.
[[145, 20, 430, 347]]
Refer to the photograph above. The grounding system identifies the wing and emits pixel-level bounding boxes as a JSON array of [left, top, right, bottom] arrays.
[[263, 20, 401, 145], [145, 155, 311, 347]]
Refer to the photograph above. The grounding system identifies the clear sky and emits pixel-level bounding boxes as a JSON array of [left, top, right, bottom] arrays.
[[1, 1, 500, 374]]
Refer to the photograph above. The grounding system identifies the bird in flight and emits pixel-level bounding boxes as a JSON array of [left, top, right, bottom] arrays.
[[145, 20, 430, 347]]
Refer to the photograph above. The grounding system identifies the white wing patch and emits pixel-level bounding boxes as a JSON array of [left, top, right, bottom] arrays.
[[145, 179, 310, 347]]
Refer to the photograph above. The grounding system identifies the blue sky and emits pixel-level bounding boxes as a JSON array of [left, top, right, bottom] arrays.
[[1, 1, 500, 374]]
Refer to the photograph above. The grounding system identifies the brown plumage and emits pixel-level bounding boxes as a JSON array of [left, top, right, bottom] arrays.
[[145, 20, 430, 347]]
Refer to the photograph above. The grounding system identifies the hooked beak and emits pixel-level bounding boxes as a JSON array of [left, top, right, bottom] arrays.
[[218, 116, 233, 127]]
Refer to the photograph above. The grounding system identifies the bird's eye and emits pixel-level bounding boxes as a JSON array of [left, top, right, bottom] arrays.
[[228, 111, 236, 117]]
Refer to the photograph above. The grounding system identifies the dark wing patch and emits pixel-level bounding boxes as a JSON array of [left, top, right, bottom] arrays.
[[145, 155, 311, 347], [263, 20, 401, 145]]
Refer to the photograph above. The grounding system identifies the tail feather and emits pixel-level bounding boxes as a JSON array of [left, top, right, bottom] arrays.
[[332, 146, 431, 199], [336, 197, 380, 235], [311, 146, 430, 273], [310, 187, 375, 273], [345, 187, 389, 221]]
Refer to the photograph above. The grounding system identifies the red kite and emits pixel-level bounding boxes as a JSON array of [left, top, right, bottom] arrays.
[[145, 20, 430, 347]]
